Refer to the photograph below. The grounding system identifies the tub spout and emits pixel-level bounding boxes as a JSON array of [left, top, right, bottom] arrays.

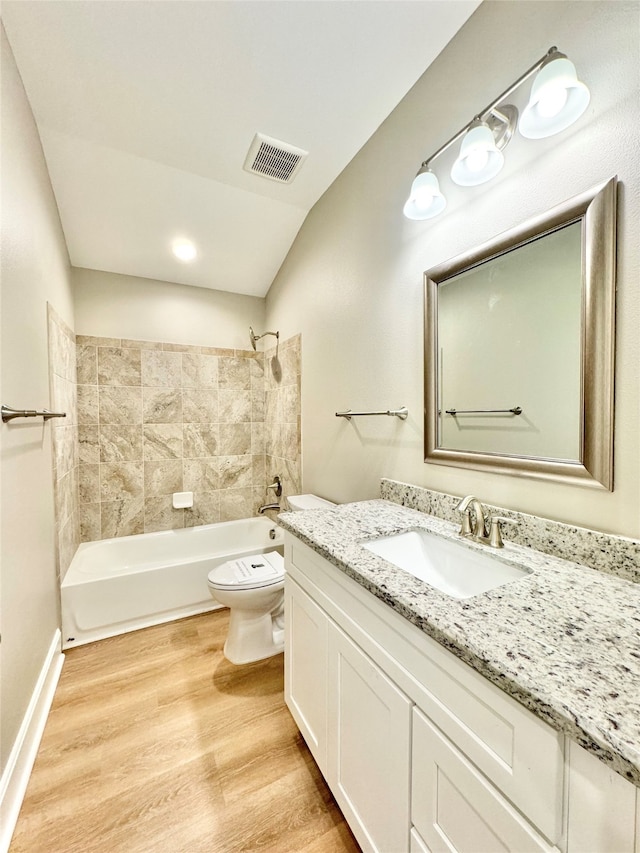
[[258, 503, 280, 514]]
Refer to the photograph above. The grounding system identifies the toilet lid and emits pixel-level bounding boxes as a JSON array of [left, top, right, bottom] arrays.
[[207, 551, 285, 590]]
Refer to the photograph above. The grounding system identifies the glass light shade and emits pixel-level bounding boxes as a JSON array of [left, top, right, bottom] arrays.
[[403, 168, 446, 220], [450, 122, 504, 186], [519, 56, 590, 139]]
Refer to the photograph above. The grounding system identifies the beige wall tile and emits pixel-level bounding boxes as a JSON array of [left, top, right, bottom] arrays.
[[58, 512, 80, 581], [252, 454, 266, 486], [53, 424, 76, 480], [100, 424, 143, 462], [219, 356, 251, 390], [184, 492, 220, 527], [183, 457, 219, 492], [144, 496, 184, 533], [77, 384, 99, 424], [200, 346, 234, 357], [78, 425, 100, 464], [79, 503, 101, 543], [219, 487, 253, 522], [76, 345, 97, 385], [182, 353, 219, 389], [219, 390, 251, 423], [183, 389, 218, 423], [78, 463, 100, 504], [144, 460, 183, 496], [121, 338, 163, 350], [251, 423, 265, 454], [100, 386, 143, 424], [143, 388, 182, 423], [97, 346, 142, 386], [76, 335, 121, 347], [219, 423, 251, 456], [141, 350, 182, 387], [143, 424, 183, 460], [161, 342, 192, 352], [56, 468, 76, 526], [219, 455, 252, 490], [100, 462, 144, 502], [183, 423, 218, 458], [101, 497, 144, 539]]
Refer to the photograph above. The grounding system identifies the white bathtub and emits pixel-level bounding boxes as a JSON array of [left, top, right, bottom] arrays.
[[61, 517, 285, 649]]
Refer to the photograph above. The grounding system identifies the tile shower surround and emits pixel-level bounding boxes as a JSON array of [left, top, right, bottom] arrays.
[[48, 304, 80, 580], [75, 334, 300, 545]]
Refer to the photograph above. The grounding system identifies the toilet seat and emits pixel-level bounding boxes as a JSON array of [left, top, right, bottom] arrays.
[[207, 551, 284, 592]]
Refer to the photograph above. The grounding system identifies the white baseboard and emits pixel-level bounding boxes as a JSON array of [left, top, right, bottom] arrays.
[[0, 629, 64, 853]]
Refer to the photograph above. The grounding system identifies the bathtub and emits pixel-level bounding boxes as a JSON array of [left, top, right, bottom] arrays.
[[61, 517, 285, 649]]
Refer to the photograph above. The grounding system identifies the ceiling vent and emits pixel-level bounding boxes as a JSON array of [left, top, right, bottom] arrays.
[[243, 133, 308, 184]]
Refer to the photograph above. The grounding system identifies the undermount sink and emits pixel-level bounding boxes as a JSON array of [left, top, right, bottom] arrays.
[[362, 528, 530, 599]]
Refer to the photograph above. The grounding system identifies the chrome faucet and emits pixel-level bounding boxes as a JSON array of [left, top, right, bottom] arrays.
[[258, 503, 280, 514], [456, 495, 489, 543]]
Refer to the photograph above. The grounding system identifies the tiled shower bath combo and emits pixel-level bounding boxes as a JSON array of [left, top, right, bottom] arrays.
[[47, 313, 301, 580]]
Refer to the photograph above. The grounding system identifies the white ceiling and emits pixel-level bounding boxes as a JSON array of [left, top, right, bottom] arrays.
[[2, 1, 480, 297]]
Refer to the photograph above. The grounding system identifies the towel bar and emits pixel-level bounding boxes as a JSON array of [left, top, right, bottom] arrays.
[[2, 404, 67, 423]]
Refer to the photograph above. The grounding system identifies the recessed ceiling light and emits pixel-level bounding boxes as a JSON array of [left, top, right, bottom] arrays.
[[172, 239, 197, 262]]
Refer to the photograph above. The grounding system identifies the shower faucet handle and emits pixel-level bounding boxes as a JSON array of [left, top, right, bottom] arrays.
[[267, 475, 282, 497]]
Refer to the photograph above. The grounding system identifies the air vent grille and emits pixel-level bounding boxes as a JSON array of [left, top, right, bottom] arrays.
[[244, 133, 308, 183]]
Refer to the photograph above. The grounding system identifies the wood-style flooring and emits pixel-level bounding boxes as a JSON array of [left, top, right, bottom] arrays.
[[10, 611, 361, 853]]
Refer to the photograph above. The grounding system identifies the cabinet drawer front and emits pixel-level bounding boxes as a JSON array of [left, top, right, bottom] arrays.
[[328, 623, 412, 853], [412, 708, 555, 853], [284, 578, 328, 767]]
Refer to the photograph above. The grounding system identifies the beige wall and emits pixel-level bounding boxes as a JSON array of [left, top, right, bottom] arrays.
[[0, 26, 73, 773], [265, 1, 640, 537], [73, 267, 265, 351]]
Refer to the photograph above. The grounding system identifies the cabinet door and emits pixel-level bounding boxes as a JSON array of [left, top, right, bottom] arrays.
[[327, 622, 412, 853], [284, 577, 329, 769], [412, 708, 554, 853]]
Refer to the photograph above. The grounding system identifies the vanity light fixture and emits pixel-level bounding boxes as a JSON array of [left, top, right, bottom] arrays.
[[404, 47, 590, 219], [172, 239, 198, 262], [403, 165, 446, 220]]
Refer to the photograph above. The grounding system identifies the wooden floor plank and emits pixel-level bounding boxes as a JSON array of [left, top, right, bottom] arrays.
[[10, 610, 360, 853]]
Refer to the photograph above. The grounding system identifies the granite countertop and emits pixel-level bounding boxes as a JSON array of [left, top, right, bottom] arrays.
[[278, 499, 640, 786]]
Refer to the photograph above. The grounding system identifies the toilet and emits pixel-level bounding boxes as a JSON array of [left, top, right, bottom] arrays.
[[207, 494, 335, 665]]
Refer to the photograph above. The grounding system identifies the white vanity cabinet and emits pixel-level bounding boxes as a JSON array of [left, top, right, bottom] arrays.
[[284, 533, 639, 853], [285, 573, 412, 852], [327, 623, 412, 852]]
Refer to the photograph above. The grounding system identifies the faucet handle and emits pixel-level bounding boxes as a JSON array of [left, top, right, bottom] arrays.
[[488, 516, 517, 548], [266, 475, 282, 497], [458, 508, 473, 537]]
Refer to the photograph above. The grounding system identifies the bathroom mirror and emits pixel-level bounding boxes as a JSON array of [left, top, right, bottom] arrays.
[[424, 177, 616, 489]]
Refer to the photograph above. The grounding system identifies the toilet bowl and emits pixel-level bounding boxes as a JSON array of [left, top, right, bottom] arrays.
[[207, 494, 335, 664]]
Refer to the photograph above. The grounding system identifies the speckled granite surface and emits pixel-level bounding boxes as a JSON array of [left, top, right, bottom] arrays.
[[278, 499, 640, 787], [381, 479, 640, 584]]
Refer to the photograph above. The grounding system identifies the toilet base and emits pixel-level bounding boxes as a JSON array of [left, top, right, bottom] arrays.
[[224, 607, 284, 665]]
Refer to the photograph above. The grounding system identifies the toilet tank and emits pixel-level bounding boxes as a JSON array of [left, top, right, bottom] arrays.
[[287, 494, 335, 511]]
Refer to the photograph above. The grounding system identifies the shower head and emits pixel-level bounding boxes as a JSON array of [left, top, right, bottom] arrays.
[[249, 327, 280, 350]]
